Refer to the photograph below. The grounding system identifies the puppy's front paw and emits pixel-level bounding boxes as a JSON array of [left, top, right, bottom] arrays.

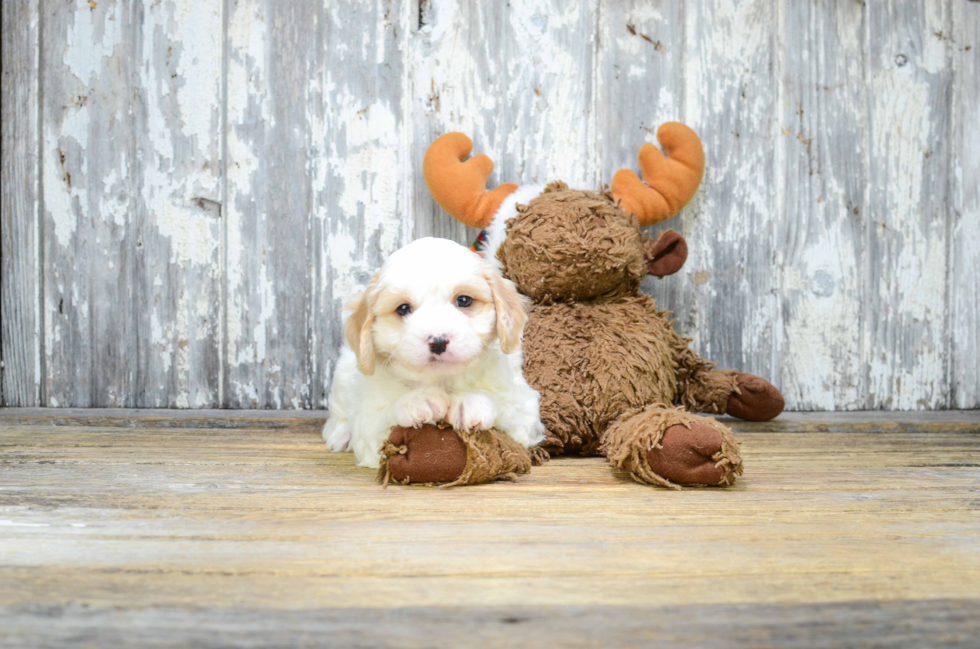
[[324, 420, 351, 452], [507, 421, 547, 448], [393, 390, 450, 428], [448, 393, 496, 432]]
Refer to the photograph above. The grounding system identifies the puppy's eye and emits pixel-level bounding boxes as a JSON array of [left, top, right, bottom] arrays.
[[395, 303, 413, 317], [456, 296, 473, 308]]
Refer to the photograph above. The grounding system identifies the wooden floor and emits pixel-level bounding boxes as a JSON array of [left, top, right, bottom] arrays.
[[1, 409, 979, 648]]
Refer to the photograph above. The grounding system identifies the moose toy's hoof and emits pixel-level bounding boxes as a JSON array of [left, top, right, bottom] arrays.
[[646, 421, 736, 486], [727, 373, 785, 422], [378, 424, 536, 487], [603, 406, 743, 489], [382, 425, 468, 485]]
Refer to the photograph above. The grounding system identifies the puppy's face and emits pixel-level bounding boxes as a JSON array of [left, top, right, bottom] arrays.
[[346, 238, 527, 377]]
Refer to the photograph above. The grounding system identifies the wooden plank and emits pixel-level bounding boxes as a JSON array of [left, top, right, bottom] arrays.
[[40, 0, 142, 406], [39, 1, 223, 408], [0, 0, 971, 411], [0, 1, 40, 407], [3, 599, 979, 649], [223, 0, 316, 408], [949, 0, 980, 408], [772, 1, 868, 410], [412, 0, 598, 242], [595, 0, 692, 331], [412, 0, 504, 244], [224, 0, 410, 408], [134, 1, 224, 407], [307, 0, 412, 408], [665, 0, 778, 382], [4, 429, 980, 485], [0, 407, 328, 429], [1, 408, 978, 432], [1, 413, 979, 649], [865, 1, 952, 409]]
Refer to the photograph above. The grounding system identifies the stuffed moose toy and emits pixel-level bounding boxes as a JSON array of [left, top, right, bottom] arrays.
[[378, 122, 785, 488]]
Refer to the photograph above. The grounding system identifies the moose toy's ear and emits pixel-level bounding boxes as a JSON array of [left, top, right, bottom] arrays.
[[643, 230, 688, 278]]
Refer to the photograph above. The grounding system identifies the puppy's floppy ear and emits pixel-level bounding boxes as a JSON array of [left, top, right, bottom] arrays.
[[345, 272, 380, 375], [483, 266, 529, 354]]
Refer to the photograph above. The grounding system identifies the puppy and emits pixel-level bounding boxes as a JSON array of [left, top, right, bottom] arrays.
[[322, 237, 545, 468]]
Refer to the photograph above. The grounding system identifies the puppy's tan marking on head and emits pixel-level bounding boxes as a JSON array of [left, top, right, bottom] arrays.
[[453, 282, 493, 305], [373, 287, 413, 318]]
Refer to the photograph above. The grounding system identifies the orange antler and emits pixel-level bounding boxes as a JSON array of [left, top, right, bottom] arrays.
[[423, 132, 518, 230], [611, 122, 705, 227]]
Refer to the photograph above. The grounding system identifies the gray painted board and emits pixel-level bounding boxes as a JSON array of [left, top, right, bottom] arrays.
[[40, 0, 142, 406], [224, 0, 410, 408], [134, 1, 224, 408], [950, 0, 980, 409], [1, 0, 977, 409], [1, 0, 40, 406], [865, 1, 952, 410], [596, 0, 690, 341], [774, 0, 868, 410]]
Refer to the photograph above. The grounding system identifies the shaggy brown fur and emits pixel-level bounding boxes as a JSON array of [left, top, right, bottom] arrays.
[[400, 124, 784, 488], [499, 183, 647, 302], [494, 187, 781, 486], [522, 297, 685, 455]]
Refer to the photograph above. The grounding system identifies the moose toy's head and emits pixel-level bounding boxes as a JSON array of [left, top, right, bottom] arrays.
[[423, 123, 705, 303]]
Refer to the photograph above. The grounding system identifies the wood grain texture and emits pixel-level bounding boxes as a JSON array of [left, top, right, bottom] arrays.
[[2, 0, 978, 409], [865, 1, 952, 409], [0, 0, 40, 407], [225, 0, 410, 408], [1, 407, 978, 432], [949, 1, 979, 408], [1, 411, 979, 647], [411, 0, 505, 244], [774, 0, 867, 410], [40, 0, 142, 406], [596, 0, 691, 330], [677, 0, 778, 381], [4, 600, 979, 649], [306, 0, 413, 408], [223, 0, 317, 408], [411, 0, 597, 242], [135, 1, 224, 408]]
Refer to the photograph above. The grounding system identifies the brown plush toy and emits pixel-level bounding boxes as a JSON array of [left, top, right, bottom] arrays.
[[379, 123, 784, 488]]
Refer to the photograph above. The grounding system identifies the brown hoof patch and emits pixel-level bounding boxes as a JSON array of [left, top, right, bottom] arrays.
[[727, 373, 785, 422], [386, 425, 468, 484], [646, 422, 729, 485]]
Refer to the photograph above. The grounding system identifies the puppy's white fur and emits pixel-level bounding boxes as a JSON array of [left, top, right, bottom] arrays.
[[323, 237, 545, 468]]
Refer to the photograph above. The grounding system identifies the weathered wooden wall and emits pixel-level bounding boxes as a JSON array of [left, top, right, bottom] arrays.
[[1, 0, 977, 410]]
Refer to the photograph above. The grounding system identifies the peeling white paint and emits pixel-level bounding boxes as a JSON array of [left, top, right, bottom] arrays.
[[16, 0, 975, 410], [43, 135, 81, 248], [949, 0, 980, 407], [64, 0, 122, 84], [866, 10, 950, 409]]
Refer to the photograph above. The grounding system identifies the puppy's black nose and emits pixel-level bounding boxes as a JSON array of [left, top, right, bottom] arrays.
[[428, 336, 449, 355]]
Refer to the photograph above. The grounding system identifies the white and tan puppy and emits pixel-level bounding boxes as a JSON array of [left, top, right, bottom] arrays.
[[322, 237, 545, 468]]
